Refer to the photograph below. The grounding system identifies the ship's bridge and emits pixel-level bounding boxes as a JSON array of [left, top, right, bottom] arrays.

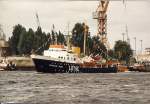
[[44, 45, 79, 63]]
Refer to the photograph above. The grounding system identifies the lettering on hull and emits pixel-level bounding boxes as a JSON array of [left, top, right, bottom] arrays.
[[49, 64, 63, 68], [68, 65, 79, 72]]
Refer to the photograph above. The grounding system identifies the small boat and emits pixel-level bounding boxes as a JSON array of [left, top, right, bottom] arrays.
[[31, 44, 117, 73], [5, 61, 17, 71], [128, 63, 145, 72], [0, 58, 17, 71], [0, 59, 8, 70], [106, 60, 129, 72]]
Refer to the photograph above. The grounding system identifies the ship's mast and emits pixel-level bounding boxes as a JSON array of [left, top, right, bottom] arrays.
[[83, 22, 88, 55], [126, 24, 130, 44], [67, 22, 71, 51]]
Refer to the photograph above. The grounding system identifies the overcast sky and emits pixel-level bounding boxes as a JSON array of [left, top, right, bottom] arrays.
[[0, 0, 150, 53]]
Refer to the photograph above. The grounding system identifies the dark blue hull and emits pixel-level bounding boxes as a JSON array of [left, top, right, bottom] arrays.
[[32, 58, 117, 73]]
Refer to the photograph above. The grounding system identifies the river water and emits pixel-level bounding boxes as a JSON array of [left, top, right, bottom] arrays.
[[0, 71, 150, 104]]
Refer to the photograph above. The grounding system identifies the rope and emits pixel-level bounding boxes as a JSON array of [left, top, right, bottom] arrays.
[[35, 37, 51, 53]]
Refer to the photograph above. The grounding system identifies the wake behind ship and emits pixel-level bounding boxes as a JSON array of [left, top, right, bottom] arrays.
[[31, 45, 117, 73]]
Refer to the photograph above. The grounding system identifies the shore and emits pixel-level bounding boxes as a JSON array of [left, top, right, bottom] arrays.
[[0, 56, 150, 72], [0, 56, 35, 71]]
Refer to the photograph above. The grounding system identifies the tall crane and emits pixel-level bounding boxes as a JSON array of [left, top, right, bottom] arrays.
[[35, 12, 41, 28], [93, 0, 109, 49]]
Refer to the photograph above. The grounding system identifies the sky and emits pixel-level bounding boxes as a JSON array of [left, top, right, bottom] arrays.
[[0, 0, 150, 53]]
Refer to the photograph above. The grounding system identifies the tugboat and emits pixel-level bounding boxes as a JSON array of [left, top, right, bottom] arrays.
[[31, 44, 117, 73]]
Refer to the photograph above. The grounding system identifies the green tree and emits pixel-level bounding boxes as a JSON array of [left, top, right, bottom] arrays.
[[17, 28, 27, 55], [71, 23, 86, 53], [114, 40, 133, 63], [25, 28, 35, 54], [86, 32, 93, 55], [71, 22, 107, 57], [33, 27, 48, 54], [33, 27, 42, 50], [91, 36, 107, 58], [46, 32, 52, 48], [9, 24, 25, 55], [57, 31, 65, 45], [107, 49, 115, 59], [51, 30, 55, 45], [17, 28, 35, 55], [9, 24, 67, 55]]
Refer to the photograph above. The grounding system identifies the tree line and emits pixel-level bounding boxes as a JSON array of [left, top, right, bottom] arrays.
[[71, 23, 133, 63], [8, 23, 133, 63], [71, 23, 107, 58], [8, 24, 65, 55]]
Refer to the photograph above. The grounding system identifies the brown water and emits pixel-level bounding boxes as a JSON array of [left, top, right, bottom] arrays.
[[0, 71, 150, 104]]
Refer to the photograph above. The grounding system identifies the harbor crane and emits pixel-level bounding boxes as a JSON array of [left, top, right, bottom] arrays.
[[93, 0, 110, 49], [92, 0, 128, 49], [35, 12, 41, 28]]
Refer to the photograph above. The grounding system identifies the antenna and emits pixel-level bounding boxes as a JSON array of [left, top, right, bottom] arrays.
[[122, 33, 125, 41], [140, 40, 143, 54], [133, 37, 137, 55], [126, 25, 130, 44]]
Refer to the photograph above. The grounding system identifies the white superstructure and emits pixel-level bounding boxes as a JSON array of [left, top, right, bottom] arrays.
[[43, 45, 79, 63], [136, 48, 150, 62]]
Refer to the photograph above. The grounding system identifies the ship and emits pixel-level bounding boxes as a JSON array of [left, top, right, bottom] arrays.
[[128, 48, 150, 72], [31, 44, 117, 73]]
